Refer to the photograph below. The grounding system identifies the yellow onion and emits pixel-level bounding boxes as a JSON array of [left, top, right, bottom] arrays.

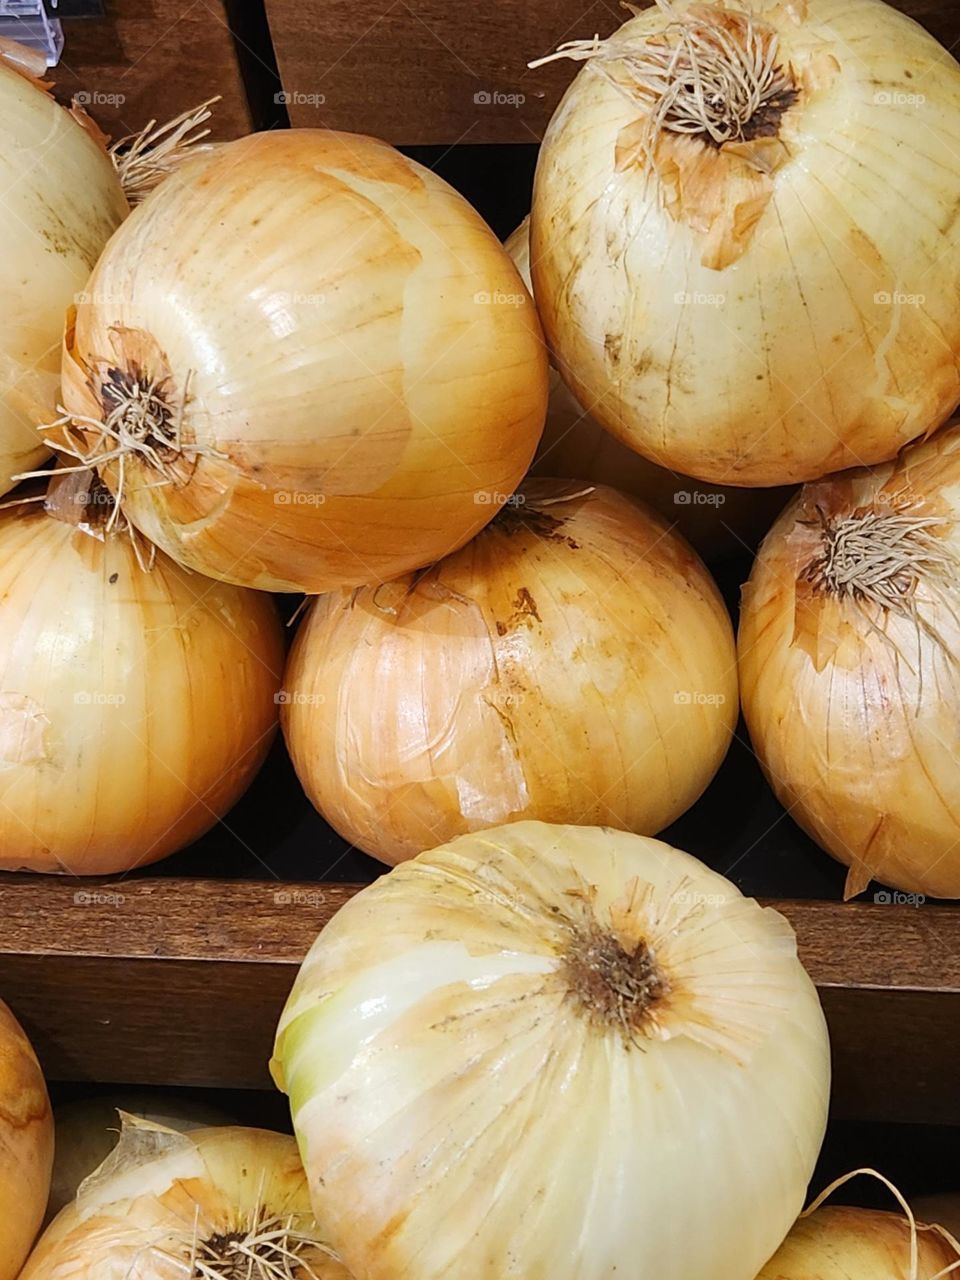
[[530, 0, 960, 486], [0, 42, 127, 496], [0, 998, 53, 1279], [273, 821, 831, 1280], [0, 469, 283, 874], [759, 1206, 959, 1278], [506, 218, 792, 558], [21, 1118, 351, 1279], [48, 1091, 233, 1220], [59, 129, 548, 593], [740, 422, 960, 898], [282, 480, 737, 864]]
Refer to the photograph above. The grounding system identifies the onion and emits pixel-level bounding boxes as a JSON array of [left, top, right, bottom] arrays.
[[21, 1118, 350, 1278], [281, 480, 737, 864], [272, 821, 831, 1280], [739, 422, 960, 898], [48, 1091, 233, 1219], [59, 129, 549, 593], [530, 0, 960, 486], [0, 43, 127, 497], [0, 469, 283, 874], [0, 998, 53, 1279], [759, 1206, 959, 1278]]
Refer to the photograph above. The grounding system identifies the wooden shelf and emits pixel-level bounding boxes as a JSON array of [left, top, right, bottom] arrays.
[[2, 876, 958, 1124]]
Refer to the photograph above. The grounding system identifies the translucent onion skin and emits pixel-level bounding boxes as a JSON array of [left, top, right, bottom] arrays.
[[21, 1123, 350, 1279], [506, 220, 793, 559], [739, 424, 960, 898], [531, 0, 960, 486], [757, 1206, 959, 1278], [0, 55, 127, 496], [282, 481, 738, 865], [0, 498, 284, 874], [273, 822, 830, 1280], [0, 998, 53, 1280], [62, 129, 549, 593]]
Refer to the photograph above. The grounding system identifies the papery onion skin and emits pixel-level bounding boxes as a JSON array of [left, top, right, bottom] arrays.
[[0, 495, 284, 874], [273, 821, 830, 1280], [739, 422, 960, 898], [531, 0, 960, 487], [21, 1122, 350, 1279], [0, 998, 53, 1280], [0, 54, 127, 496], [281, 480, 737, 865], [757, 1205, 959, 1277], [62, 129, 549, 593]]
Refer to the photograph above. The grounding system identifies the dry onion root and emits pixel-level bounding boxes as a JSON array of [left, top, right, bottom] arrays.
[[59, 128, 548, 593], [281, 479, 738, 865], [739, 422, 960, 899], [108, 96, 221, 205], [506, 217, 793, 560], [0, 467, 284, 875], [272, 821, 830, 1280], [530, 0, 960, 486], [21, 1118, 351, 1280], [0, 998, 53, 1279]]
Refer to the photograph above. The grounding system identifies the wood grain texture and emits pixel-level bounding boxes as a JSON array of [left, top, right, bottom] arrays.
[[1, 877, 958, 1119], [54, 0, 252, 142], [265, 0, 960, 144]]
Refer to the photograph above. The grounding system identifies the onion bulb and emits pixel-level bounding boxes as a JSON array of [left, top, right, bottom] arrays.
[[530, 0, 960, 486], [48, 1091, 233, 1220], [759, 1206, 959, 1278], [506, 218, 792, 559], [59, 129, 548, 593], [740, 422, 960, 898], [273, 821, 831, 1280], [282, 480, 737, 865], [0, 469, 283, 874], [22, 1118, 351, 1278], [0, 42, 127, 497], [0, 998, 53, 1279]]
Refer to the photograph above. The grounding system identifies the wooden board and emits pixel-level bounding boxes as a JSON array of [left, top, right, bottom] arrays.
[[2, 876, 958, 1123], [265, 0, 960, 144], [54, 0, 252, 141]]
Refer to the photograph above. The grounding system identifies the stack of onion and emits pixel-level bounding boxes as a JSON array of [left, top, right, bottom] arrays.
[[282, 480, 737, 864], [0, 998, 53, 1279], [0, 40, 128, 496], [758, 1205, 959, 1278], [531, 0, 960, 485], [60, 128, 548, 593], [740, 422, 960, 898], [0, 469, 284, 874], [506, 219, 792, 559], [273, 821, 830, 1280], [21, 1118, 351, 1278]]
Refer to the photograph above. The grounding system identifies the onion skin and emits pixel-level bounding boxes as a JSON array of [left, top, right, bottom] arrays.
[[507, 219, 793, 559], [531, 0, 960, 486], [0, 999, 53, 1279], [0, 498, 284, 874], [62, 129, 549, 593], [0, 56, 127, 496], [272, 821, 830, 1280], [757, 1205, 959, 1277], [739, 423, 960, 898], [282, 480, 737, 864]]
